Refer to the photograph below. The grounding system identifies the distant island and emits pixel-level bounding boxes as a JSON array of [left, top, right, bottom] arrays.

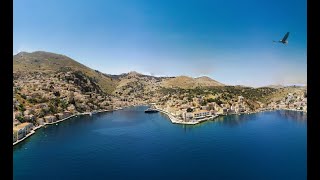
[[13, 51, 307, 145]]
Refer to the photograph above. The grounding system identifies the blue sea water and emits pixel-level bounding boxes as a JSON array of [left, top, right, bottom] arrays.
[[13, 106, 307, 180]]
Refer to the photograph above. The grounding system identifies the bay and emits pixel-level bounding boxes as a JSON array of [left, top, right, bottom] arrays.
[[13, 106, 307, 180]]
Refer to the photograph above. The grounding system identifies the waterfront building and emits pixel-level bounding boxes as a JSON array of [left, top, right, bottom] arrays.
[[44, 115, 57, 123], [36, 118, 44, 125], [193, 110, 210, 119], [278, 103, 287, 109], [13, 122, 33, 140], [13, 126, 25, 140], [182, 112, 193, 121], [210, 110, 217, 116], [56, 113, 66, 120]]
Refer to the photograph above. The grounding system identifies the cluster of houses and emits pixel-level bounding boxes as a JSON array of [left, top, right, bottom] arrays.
[[157, 96, 251, 122], [12, 71, 152, 144], [12, 109, 75, 143], [157, 90, 307, 123], [12, 71, 308, 140], [13, 72, 116, 112], [267, 92, 307, 112]]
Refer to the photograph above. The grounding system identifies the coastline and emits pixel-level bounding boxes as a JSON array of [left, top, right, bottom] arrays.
[[155, 107, 219, 125], [13, 105, 306, 146], [154, 106, 306, 125], [13, 105, 149, 146], [13, 109, 113, 146]]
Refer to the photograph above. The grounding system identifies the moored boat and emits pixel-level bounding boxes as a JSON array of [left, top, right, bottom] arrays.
[[144, 108, 159, 113]]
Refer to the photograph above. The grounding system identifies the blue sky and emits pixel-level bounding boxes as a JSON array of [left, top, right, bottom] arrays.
[[13, 0, 307, 87]]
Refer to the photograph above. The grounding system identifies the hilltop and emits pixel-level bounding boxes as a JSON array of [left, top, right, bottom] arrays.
[[13, 51, 306, 105], [13, 51, 225, 95], [195, 76, 225, 86], [161, 75, 224, 89], [13, 51, 117, 94]]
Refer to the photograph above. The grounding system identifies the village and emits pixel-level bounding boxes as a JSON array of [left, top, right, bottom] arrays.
[[12, 71, 147, 145], [153, 89, 307, 125], [12, 71, 307, 144]]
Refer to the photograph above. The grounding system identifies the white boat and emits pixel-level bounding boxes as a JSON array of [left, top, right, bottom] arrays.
[[144, 108, 159, 113]]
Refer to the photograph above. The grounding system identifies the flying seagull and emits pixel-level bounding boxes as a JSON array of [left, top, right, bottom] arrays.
[[273, 32, 290, 45]]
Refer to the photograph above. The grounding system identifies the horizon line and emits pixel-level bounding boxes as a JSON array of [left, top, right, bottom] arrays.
[[13, 50, 307, 88]]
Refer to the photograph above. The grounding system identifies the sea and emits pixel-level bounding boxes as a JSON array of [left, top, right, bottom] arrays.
[[13, 106, 307, 180]]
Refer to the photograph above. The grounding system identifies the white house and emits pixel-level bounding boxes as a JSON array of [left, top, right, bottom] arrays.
[[193, 110, 211, 119], [183, 112, 194, 121], [13, 122, 33, 140]]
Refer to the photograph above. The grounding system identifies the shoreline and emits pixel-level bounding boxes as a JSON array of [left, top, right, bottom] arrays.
[[13, 105, 149, 146], [13, 109, 114, 146], [13, 105, 306, 146], [154, 106, 306, 125], [155, 107, 220, 125]]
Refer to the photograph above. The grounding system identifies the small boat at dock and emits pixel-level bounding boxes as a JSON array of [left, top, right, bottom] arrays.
[[144, 108, 159, 113]]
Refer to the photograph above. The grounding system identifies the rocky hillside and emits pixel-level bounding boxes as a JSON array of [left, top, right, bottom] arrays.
[[16, 51, 305, 107], [195, 76, 225, 86], [13, 51, 117, 94], [161, 76, 224, 89], [13, 71, 115, 125], [262, 86, 307, 103], [104, 71, 163, 101], [12, 51, 307, 129], [13, 51, 225, 95]]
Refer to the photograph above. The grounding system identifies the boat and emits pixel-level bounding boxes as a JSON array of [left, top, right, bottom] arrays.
[[144, 108, 159, 113]]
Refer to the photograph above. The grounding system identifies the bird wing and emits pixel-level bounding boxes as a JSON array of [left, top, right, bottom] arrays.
[[282, 32, 289, 41]]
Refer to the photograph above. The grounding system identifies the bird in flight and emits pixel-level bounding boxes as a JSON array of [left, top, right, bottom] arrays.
[[273, 32, 290, 45]]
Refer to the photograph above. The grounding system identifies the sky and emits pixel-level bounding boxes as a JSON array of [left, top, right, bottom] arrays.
[[13, 0, 307, 87]]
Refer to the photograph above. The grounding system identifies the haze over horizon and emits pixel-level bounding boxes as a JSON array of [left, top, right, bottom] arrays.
[[13, 0, 306, 87]]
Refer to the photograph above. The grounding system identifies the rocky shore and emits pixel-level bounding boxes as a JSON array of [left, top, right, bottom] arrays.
[[13, 109, 114, 146]]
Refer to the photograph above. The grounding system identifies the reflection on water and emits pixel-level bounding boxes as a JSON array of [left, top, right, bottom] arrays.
[[277, 110, 307, 123], [178, 110, 307, 131], [14, 106, 307, 180], [13, 136, 34, 151], [215, 113, 258, 127], [159, 113, 170, 121], [177, 113, 257, 132]]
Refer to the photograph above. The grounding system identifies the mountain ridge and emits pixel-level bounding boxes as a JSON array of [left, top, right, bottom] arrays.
[[13, 51, 225, 93], [13, 51, 117, 94]]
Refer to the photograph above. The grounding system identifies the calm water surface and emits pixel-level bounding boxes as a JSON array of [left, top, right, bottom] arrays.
[[13, 106, 307, 180]]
